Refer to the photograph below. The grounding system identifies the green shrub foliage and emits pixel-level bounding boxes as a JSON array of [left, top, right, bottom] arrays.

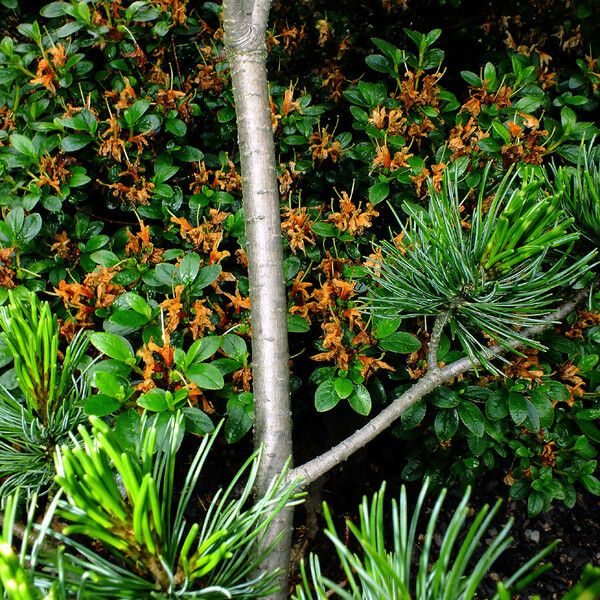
[[0, 0, 598, 524]]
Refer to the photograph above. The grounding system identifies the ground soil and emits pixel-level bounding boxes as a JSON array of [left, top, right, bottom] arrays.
[[288, 426, 600, 598]]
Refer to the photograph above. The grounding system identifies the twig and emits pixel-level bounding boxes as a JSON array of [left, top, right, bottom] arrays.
[[0, 513, 56, 554], [427, 311, 449, 373], [289, 288, 590, 487]]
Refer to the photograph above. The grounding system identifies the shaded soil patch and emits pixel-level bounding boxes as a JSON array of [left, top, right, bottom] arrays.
[[291, 428, 600, 597]]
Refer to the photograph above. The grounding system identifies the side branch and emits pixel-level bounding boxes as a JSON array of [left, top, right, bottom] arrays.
[[289, 289, 590, 487], [427, 311, 449, 373]]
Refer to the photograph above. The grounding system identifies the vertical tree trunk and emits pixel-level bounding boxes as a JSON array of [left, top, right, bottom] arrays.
[[222, 2, 293, 597]]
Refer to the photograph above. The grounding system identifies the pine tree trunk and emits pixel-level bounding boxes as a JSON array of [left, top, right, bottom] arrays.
[[222, 2, 293, 597]]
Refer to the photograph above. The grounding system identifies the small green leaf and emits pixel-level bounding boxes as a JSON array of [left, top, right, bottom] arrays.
[[365, 54, 392, 74], [310, 222, 339, 237], [179, 146, 204, 162], [10, 133, 36, 158], [124, 99, 150, 127], [61, 134, 92, 152], [186, 337, 221, 365], [179, 253, 200, 285], [287, 314, 310, 332], [435, 408, 459, 441], [186, 363, 225, 390], [221, 334, 247, 362], [508, 391, 528, 425], [84, 394, 121, 416], [372, 316, 401, 339], [90, 332, 134, 362], [119, 292, 151, 317], [369, 181, 390, 205], [217, 106, 236, 123], [315, 379, 342, 412], [460, 71, 482, 87], [401, 400, 426, 428], [68, 173, 91, 187], [577, 408, 600, 421], [348, 384, 371, 415], [378, 331, 421, 353], [486, 393, 508, 420], [90, 250, 120, 267], [183, 407, 214, 435], [93, 371, 123, 398], [527, 491, 544, 516], [191, 264, 222, 292], [581, 474, 600, 495], [224, 395, 253, 443], [165, 118, 187, 137], [334, 377, 354, 399], [431, 387, 460, 408], [458, 402, 485, 437], [137, 389, 168, 412], [526, 399, 540, 431]]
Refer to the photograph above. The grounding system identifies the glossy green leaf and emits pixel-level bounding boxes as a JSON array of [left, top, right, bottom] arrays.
[[348, 384, 371, 415], [186, 363, 225, 390], [458, 402, 485, 437], [334, 377, 354, 399], [378, 332, 421, 353], [315, 379, 342, 412], [90, 333, 134, 362]]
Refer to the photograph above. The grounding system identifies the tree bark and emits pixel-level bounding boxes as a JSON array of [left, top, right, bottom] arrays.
[[222, 1, 293, 598]]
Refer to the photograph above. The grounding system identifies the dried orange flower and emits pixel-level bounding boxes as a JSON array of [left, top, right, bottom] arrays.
[[327, 191, 379, 236]]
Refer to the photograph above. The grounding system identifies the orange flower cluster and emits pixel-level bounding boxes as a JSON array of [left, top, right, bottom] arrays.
[[50, 231, 80, 265], [267, 24, 306, 53], [369, 106, 407, 136], [170, 210, 230, 258], [564, 309, 600, 339], [155, 88, 191, 121], [394, 71, 442, 112], [29, 44, 67, 94], [189, 55, 226, 95], [327, 191, 379, 236], [281, 206, 316, 254], [447, 117, 490, 160], [271, 86, 302, 131], [559, 362, 586, 405], [189, 159, 241, 194], [288, 254, 393, 377], [462, 84, 513, 117], [55, 266, 124, 325], [125, 220, 164, 265], [372, 144, 413, 172], [153, 0, 188, 25], [0, 248, 16, 289], [410, 162, 446, 196], [320, 59, 346, 101], [104, 77, 137, 111], [36, 153, 74, 193], [500, 116, 548, 167], [503, 348, 544, 381], [309, 129, 343, 163], [278, 161, 301, 198]]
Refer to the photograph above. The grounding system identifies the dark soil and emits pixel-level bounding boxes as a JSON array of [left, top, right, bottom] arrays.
[[289, 426, 600, 598]]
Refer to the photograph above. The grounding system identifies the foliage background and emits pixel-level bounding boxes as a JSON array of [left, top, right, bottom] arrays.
[[0, 0, 599, 533]]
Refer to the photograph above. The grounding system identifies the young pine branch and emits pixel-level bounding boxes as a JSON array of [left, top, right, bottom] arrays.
[[289, 287, 592, 487]]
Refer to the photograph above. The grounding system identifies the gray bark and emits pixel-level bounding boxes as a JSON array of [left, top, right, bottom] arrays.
[[222, 1, 293, 598]]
